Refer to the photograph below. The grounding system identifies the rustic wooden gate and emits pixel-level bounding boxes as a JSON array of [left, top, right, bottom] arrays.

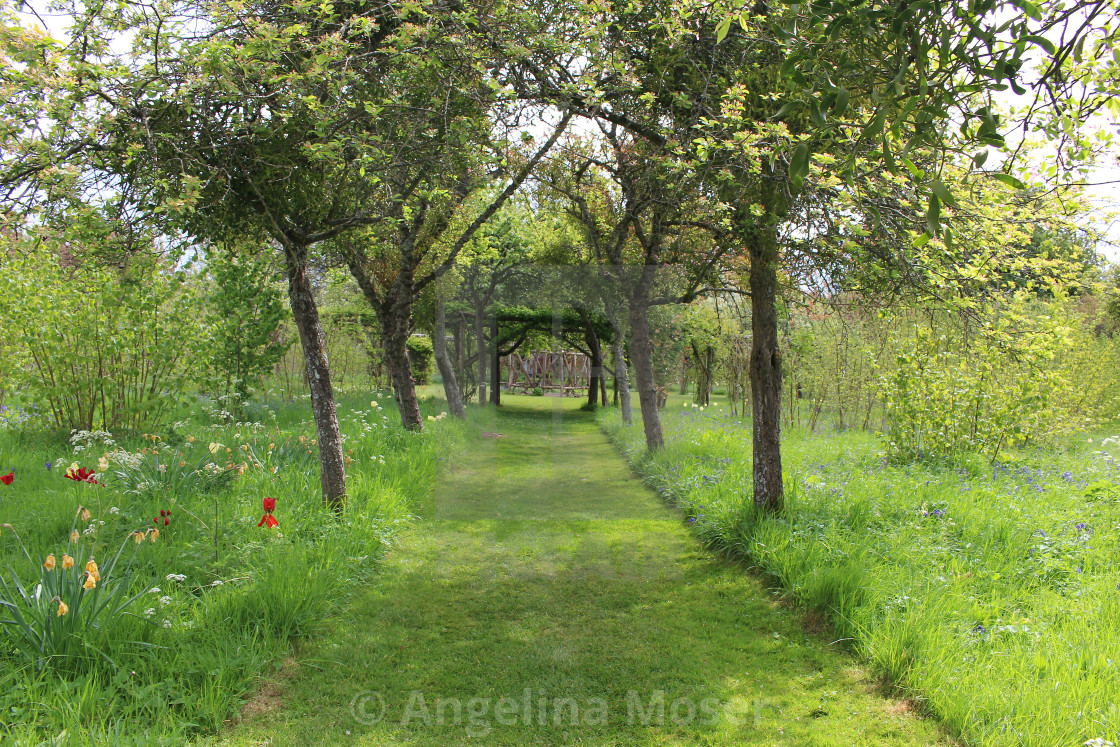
[[502, 350, 590, 396]]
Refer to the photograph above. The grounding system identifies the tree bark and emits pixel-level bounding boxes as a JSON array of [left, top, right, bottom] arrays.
[[434, 297, 465, 418], [613, 339, 632, 424], [748, 232, 784, 512], [489, 313, 501, 407], [377, 294, 423, 430], [475, 308, 488, 406], [583, 315, 603, 408], [284, 245, 346, 509], [628, 278, 663, 450]]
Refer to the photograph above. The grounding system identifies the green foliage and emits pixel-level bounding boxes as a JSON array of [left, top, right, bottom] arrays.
[[601, 404, 1120, 747], [201, 247, 291, 405], [880, 304, 1078, 463], [0, 393, 461, 739], [0, 241, 204, 431], [0, 522, 152, 671], [405, 335, 434, 385], [105, 439, 235, 498]]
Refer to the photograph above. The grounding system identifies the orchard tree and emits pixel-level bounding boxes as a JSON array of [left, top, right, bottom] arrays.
[[541, 130, 732, 449], [1, 0, 563, 501], [506, 0, 1118, 511]]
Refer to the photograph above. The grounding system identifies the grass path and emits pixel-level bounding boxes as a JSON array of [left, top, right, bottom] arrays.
[[218, 397, 953, 746]]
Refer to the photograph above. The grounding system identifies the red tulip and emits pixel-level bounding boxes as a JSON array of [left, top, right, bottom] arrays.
[[258, 497, 278, 528], [64, 467, 98, 485], [0, 472, 12, 486]]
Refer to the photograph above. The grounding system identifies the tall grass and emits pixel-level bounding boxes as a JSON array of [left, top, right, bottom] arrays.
[[601, 404, 1120, 747], [0, 392, 464, 741]]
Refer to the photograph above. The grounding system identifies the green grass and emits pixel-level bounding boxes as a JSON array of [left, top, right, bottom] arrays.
[[600, 400, 1120, 747], [217, 395, 951, 746], [0, 392, 462, 744]]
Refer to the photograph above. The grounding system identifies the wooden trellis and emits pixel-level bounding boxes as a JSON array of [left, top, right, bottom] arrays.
[[502, 350, 590, 396]]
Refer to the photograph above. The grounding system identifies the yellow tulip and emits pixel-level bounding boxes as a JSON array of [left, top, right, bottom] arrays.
[[44, 554, 56, 571], [150, 529, 160, 542], [85, 559, 100, 582], [57, 600, 68, 616], [80, 507, 92, 522], [83, 574, 97, 590], [97, 456, 109, 472], [62, 554, 74, 570], [70, 530, 80, 543]]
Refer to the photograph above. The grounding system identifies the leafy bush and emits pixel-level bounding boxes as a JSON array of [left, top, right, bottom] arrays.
[[406, 335, 435, 385], [0, 242, 205, 431], [881, 308, 1076, 463], [201, 247, 292, 406]]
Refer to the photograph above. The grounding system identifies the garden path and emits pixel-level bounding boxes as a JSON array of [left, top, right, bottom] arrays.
[[220, 396, 953, 746]]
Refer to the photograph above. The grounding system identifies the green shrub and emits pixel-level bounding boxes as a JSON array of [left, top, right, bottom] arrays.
[[0, 243, 204, 432], [406, 336, 435, 385]]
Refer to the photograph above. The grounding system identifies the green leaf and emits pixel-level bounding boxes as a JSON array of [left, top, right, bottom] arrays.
[[789, 142, 810, 190], [913, 232, 932, 247], [901, 156, 924, 180], [863, 111, 887, 140], [881, 136, 897, 173], [716, 16, 732, 43], [832, 86, 850, 115], [926, 193, 941, 237], [1023, 34, 1056, 56], [931, 178, 956, 207], [990, 173, 1027, 190], [771, 101, 799, 120], [779, 57, 800, 82], [1012, 0, 1042, 21]]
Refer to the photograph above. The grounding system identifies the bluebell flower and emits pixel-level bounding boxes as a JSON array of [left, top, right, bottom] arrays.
[[45, 461, 53, 470]]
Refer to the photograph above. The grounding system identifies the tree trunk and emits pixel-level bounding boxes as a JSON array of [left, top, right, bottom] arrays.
[[613, 339, 632, 424], [377, 294, 423, 431], [434, 297, 465, 418], [489, 313, 501, 407], [284, 246, 346, 509], [629, 289, 663, 450], [475, 309, 488, 406], [748, 234, 784, 512], [585, 320, 603, 408]]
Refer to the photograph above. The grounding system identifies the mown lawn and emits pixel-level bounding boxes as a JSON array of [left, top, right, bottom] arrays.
[[219, 395, 953, 746]]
